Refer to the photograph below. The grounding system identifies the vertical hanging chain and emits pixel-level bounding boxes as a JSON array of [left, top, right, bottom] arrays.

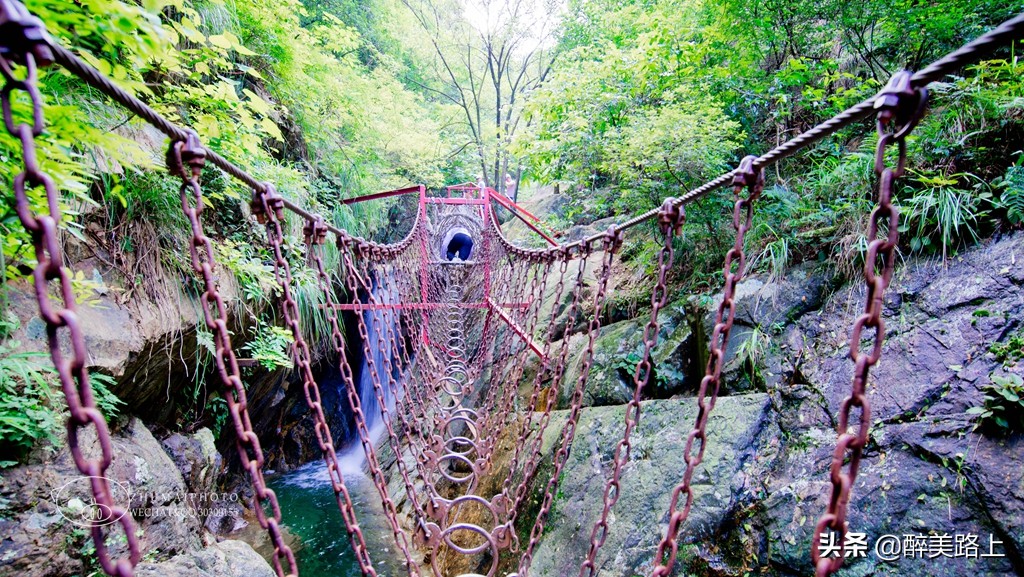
[[501, 252, 564, 532], [516, 229, 621, 577], [811, 71, 928, 577], [309, 219, 429, 547], [251, 192, 381, 576], [1, 11, 140, 577], [579, 201, 685, 577], [167, 136, 297, 577], [507, 249, 580, 526], [649, 155, 763, 577], [336, 234, 428, 569]]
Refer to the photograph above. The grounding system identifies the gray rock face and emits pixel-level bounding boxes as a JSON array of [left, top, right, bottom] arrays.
[[0, 418, 202, 576], [559, 302, 697, 408], [526, 395, 774, 576], [522, 233, 1024, 577], [162, 428, 222, 496], [135, 539, 275, 577], [758, 233, 1024, 577], [5, 245, 351, 473]]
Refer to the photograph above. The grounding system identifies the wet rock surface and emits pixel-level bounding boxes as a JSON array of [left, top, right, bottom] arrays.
[[522, 233, 1024, 577], [526, 395, 775, 577]]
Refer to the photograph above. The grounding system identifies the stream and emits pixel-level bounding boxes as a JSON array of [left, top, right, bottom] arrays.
[[265, 280, 407, 576], [268, 452, 407, 576]]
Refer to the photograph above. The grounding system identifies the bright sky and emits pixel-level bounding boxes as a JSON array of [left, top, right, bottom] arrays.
[[462, 0, 565, 50]]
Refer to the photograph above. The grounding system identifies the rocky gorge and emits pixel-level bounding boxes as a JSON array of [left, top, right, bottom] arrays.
[[513, 232, 1024, 577], [2, 224, 1022, 577]]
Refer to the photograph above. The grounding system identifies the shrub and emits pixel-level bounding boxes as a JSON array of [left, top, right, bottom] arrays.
[[967, 373, 1024, 433]]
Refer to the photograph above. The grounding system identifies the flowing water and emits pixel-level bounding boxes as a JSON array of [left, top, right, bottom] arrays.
[[269, 455, 406, 576], [268, 280, 407, 576]]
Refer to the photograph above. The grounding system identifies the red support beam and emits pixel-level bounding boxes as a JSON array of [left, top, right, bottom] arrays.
[[489, 188, 542, 222], [339, 185, 421, 205], [490, 192, 558, 246], [425, 197, 487, 205], [487, 298, 544, 358], [417, 184, 430, 347], [327, 301, 528, 312]]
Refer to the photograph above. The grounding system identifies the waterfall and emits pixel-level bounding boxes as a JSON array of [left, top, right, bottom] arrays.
[[336, 277, 400, 472]]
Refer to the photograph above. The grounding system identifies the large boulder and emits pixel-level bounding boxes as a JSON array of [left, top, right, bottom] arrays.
[[0, 418, 203, 576], [741, 233, 1024, 576], [523, 394, 774, 576], [162, 428, 222, 496], [528, 233, 1024, 577], [135, 539, 275, 577], [700, 262, 839, 393], [557, 302, 696, 408]]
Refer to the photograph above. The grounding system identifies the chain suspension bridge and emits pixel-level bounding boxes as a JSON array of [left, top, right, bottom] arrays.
[[3, 2, 1024, 576]]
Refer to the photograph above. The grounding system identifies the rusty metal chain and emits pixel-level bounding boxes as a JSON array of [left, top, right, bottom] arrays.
[[1, 12, 140, 577], [167, 134, 296, 577], [9, 3, 1022, 575], [336, 234, 430, 566], [649, 156, 764, 577], [251, 193, 380, 576], [310, 220, 431, 551], [507, 250, 581, 526], [811, 71, 928, 577], [579, 201, 685, 577], [344, 249, 432, 533], [499, 253, 564, 527], [516, 229, 621, 577]]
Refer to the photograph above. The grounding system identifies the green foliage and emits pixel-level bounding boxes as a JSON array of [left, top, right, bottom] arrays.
[[516, 1, 743, 217], [0, 338, 122, 462], [5, 0, 456, 289], [0, 345, 60, 459], [734, 325, 772, 386], [522, 0, 1024, 299], [989, 330, 1024, 365], [244, 320, 295, 371], [216, 239, 276, 309], [967, 373, 1024, 433], [994, 163, 1024, 226], [900, 170, 992, 258]]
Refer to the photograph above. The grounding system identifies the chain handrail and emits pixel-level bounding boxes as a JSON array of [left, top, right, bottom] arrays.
[[3, 4, 1023, 577], [1, 13, 141, 577], [648, 156, 763, 577], [168, 133, 298, 576], [253, 190, 385, 576], [810, 71, 928, 577]]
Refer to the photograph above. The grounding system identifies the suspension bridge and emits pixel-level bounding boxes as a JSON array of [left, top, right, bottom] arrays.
[[3, 2, 1024, 576]]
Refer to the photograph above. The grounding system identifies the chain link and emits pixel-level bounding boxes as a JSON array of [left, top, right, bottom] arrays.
[[336, 233, 428, 571], [166, 135, 297, 576], [2, 15, 140, 577], [811, 71, 928, 577], [649, 155, 763, 577], [579, 202, 684, 576], [252, 193, 383, 576], [518, 229, 620, 576]]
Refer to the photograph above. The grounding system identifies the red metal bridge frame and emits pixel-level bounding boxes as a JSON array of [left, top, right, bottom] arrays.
[[339, 183, 555, 356]]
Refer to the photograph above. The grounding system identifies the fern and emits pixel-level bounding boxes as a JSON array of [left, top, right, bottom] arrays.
[[0, 343, 59, 459], [996, 165, 1024, 225], [0, 340, 123, 463]]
